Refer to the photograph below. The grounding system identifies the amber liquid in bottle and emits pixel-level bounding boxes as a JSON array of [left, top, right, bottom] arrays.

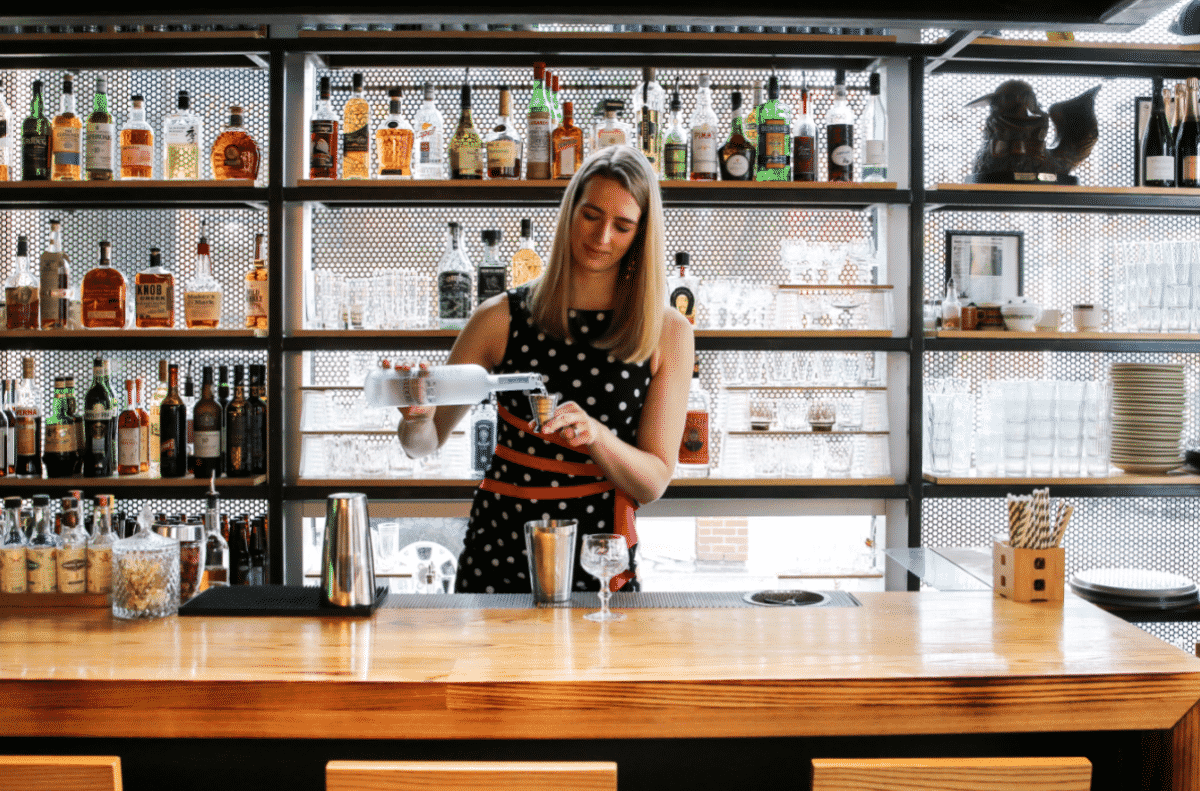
[[244, 233, 268, 331], [551, 101, 584, 180], [210, 105, 259, 181], [136, 378, 150, 473], [117, 379, 142, 476], [50, 75, 82, 182], [135, 247, 175, 329], [80, 240, 126, 329]]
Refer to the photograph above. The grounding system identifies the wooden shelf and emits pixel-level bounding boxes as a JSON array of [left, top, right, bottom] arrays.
[[0, 474, 266, 488], [696, 329, 892, 337], [1, 179, 255, 188], [927, 183, 1200, 213], [670, 476, 897, 486], [0, 592, 109, 609], [0, 29, 267, 42], [722, 385, 886, 391], [727, 429, 888, 436], [931, 330, 1200, 340], [778, 283, 893, 290], [924, 471, 1196, 486], [3, 328, 269, 350]]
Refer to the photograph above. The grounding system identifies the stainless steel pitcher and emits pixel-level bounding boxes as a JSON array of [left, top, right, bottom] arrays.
[[322, 493, 376, 608]]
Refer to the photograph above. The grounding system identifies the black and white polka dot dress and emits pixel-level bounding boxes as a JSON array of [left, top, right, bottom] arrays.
[[456, 285, 652, 594]]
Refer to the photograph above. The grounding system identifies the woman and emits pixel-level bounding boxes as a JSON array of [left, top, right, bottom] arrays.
[[397, 145, 694, 594]]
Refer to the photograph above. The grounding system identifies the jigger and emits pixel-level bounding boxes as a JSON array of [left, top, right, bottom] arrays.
[[528, 392, 560, 432]]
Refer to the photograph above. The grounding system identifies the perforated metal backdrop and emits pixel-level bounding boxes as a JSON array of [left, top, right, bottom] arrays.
[[922, 0, 1192, 43]]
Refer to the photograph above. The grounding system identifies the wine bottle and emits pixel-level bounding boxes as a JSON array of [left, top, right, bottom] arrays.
[[246, 365, 267, 476], [193, 366, 222, 479], [1177, 77, 1199, 188], [225, 366, 249, 476], [792, 76, 817, 182], [1143, 77, 1177, 188], [43, 377, 78, 478], [117, 379, 142, 476], [83, 358, 117, 477], [160, 363, 189, 478]]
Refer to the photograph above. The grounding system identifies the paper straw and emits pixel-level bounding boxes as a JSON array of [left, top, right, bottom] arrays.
[[1052, 503, 1074, 549], [1014, 496, 1033, 549], [1007, 495, 1020, 545], [1032, 488, 1051, 549]]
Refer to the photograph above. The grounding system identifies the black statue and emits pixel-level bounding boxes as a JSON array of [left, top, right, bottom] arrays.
[[967, 80, 1101, 184]]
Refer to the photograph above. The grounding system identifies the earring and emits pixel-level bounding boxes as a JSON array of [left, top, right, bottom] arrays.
[[621, 261, 635, 281]]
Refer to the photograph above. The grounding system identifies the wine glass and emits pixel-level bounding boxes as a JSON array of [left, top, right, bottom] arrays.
[[581, 533, 629, 622]]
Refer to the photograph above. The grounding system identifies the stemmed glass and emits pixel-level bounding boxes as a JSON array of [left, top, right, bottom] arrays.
[[581, 533, 629, 622]]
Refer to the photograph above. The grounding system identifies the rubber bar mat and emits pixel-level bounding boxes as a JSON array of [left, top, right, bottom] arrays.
[[383, 591, 860, 609], [180, 584, 388, 616]]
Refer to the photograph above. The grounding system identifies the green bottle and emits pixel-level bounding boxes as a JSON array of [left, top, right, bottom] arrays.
[[755, 75, 793, 181]]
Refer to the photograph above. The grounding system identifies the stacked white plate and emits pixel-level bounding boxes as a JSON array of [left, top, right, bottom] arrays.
[[1070, 568, 1199, 610], [1110, 363, 1185, 474]]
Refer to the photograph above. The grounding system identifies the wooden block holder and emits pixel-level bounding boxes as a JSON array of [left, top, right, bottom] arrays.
[[993, 541, 1065, 604]]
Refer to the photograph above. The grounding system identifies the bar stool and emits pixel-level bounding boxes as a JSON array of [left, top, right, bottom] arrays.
[[326, 760, 617, 791], [811, 756, 1091, 791], [0, 756, 123, 791]]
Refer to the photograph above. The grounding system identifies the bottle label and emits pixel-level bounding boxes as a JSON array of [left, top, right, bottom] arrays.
[[195, 430, 221, 459], [555, 139, 577, 176], [57, 546, 87, 593], [664, 143, 688, 178], [454, 144, 482, 177], [678, 409, 709, 465], [827, 124, 854, 179], [597, 129, 626, 147], [185, 291, 222, 323], [1184, 155, 1198, 182], [487, 139, 518, 170], [477, 268, 507, 303], [23, 134, 49, 173], [343, 122, 369, 154], [638, 111, 659, 163], [26, 546, 56, 593], [6, 286, 38, 328], [219, 142, 256, 177], [15, 414, 37, 456], [88, 424, 107, 458], [246, 279, 268, 318], [1146, 155, 1175, 182], [438, 271, 472, 321], [39, 253, 68, 327], [793, 135, 816, 179], [691, 128, 718, 173], [865, 139, 886, 165], [85, 122, 115, 171], [119, 426, 141, 466], [760, 120, 789, 168], [310, 120, 337, 171], [52, 126, 81, 166], [136, 280, 174, 321], [526, 113, 552, 165], [45, 423, 75, 453], [1, 548, 27, 593], [86, 546, 112, 593], [121, 143, 153, 168], [724, 151, 750, 178], [150, 404, 161, 463], [472, 414, 496, 474], [670, 285, 696, 323], [418, 123, 442, 165]]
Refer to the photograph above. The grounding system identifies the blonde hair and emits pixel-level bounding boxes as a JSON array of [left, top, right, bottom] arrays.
[[530, 146, 666, 364]]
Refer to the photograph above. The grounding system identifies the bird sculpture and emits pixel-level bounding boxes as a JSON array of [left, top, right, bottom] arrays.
[[967, 80, 1101, 184]]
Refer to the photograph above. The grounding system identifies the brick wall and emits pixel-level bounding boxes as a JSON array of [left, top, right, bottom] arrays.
[[695, 517, 749, 566]]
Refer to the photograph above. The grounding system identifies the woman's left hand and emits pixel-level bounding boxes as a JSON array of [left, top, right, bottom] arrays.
[[542, 401, 599, 448]]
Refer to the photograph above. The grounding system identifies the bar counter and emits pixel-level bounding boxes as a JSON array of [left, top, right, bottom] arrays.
[[2, 592, 1199, 790]]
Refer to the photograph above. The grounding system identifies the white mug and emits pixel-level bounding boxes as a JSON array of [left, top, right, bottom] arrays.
[[1072, 304, 1108, 332], [1034, 308, 1062, 331]]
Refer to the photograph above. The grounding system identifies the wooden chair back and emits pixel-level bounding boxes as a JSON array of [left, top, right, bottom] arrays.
[[811, 756, 1092, 791], [326, 760, 617, 791], [0, 756, 122, 791]]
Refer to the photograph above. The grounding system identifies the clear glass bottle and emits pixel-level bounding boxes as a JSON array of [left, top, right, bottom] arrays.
[[663, 88, 688, 180], [411, 81, 445, 180], [525, 63, 553, 180], [470, 398, 497, 478], [755, 75, 793, 181], [793, 75, 818, 181], [511, 218, 544, 287], [203, 483, 228, 586], [22, 79, 51, 181], [84, 77, 115, 181], [118, 378, 142, 476], [592, 99, 634, 151], [135, 247, 175, 329], [861, 72, 887, 182], [341, 72, 370, 179], [551, 100, 583, 179], [666, 251, 698, 325], [112, 506, 179, 619], [3, 379, 16, 475], [14, 357, 42, 477], [449, 76, 484, 180], [689, 73, 720, 180], [437, 222, 473, 330], [6, 235, 38, 330], [81, 240, 126, 328], [941, 278, 962, 330], [210, 105, 259, 180], [0, 79, 12, 181], [120, 94, 154, 179], [163, 90, 203, 180], [42, 376, 78, 478], [39, 218, 70, 330], [149, 360, 168, 470], [677, 355, 710, 478], [485, 85, 522, 179], [0, 496, 26, 593], [57, 496, 88, 593], [86, 494, 116, 594], [25, 494, 58, 594], [309, 76, 339, 180], [136, 377, 149, 473], [184, 220, 223, 329], [477, 229, 506, 304], [376, 87, 414, 179], [824, 68, 856, 182], [632, 67, 666, 176], [718, 91, 755, 181], [245, 233, 268, 330], [364, 362, 545, 407], [50, 73, 81, 181]]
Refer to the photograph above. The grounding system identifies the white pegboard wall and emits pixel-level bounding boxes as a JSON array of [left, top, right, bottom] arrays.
[[922, 0, 1195, 43]]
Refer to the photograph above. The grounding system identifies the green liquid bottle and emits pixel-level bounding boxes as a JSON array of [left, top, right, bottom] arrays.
[[755, 75, 793, 182]]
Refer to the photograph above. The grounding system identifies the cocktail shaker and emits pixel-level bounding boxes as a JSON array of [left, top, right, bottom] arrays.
[[321, 493, 376, 608], [524, 519, 577, 605]]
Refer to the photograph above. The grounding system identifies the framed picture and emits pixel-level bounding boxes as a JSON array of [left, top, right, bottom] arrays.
[[944, 231, 1024, 304], [1134, 95, 1152, 187]]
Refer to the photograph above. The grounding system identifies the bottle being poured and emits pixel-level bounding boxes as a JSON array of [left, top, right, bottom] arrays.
[[363, 360, 546, 408]]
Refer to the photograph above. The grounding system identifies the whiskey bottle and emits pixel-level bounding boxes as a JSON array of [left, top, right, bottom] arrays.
[[412, 81, 445, 179], [86, 494, 115, 594], [57, 497, 88, 592], [163, 90, 202, 180], [309, 76, 339, 179], [43, 377, 78, 478], [551, 101, 583, 179], [592, 99, 633, 151], [792, 76, 818, 182], [210, 105, 259, 180], [667, 252, 698, 324], [0, 81, 11, 181], [437, 222, 473, 329], [824, 69, 855, 182], [65, 376, 83, 474], [511, 218, 543, 287], [246, 364, 267, 476], [689, 74, 720, 181], [718, 91, 755, 181], [25, 495, 58, 593], [663, 88, 688, 180], [6, 236, 38, 330], [136, 378, 150, 472], [245, 233, 268, 330], [184, 220, 223, 329], [83, 358, 116, 477], [225, 365, 248, 476], [193, 366, 222, 479], [80, 240, 127, 328], [50, 74, 82, 181], [477, 229, 506, 304], [84, 77, 115, 181], [38, 218, 70, 330], [861, 72, 887, 182], [376, 87, 414, 179], [341, 72, 370, 179], [525, 63, 553, 180], [149, 360, 168, 469], [135, 247, 175, 328], [118, 378, 142, 475], [159, 363, 188, 478], [21, 80, 51, 181], [755, 75, 793, 181], [676, 355, 710, 477], [485, 85, 522, 179], [119, 94, 154, 179], [14, 357, 43, 477], [0, 497, 26, 593], [449, 76, 484, 180], [633, 67, 665, 176]]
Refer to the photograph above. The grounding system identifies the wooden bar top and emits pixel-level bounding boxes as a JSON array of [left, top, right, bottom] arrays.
[[1, 593, 1198, 741]]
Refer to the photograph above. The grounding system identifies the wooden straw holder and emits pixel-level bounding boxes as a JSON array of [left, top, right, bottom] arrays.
[[993, 541, 1064, 604]]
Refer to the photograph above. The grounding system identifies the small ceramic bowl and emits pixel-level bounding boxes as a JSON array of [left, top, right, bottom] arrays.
[[1001, 299, 1041, 332]]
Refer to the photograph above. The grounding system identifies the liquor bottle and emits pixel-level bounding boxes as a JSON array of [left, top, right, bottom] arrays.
[[135, 247, 174, 329], [1165, 82, 1178, 132], [203, 479, 228, 586], [225, 365, 248, 476], [80, 240, 126, 328], [6, 236, 38, 330], [25, 495, 58, 593], [1174, 82, 1186, 141], [149, 360, 168, 468], [309, 76, 339, 179], [160, 363, 188, 478], [792, 76, 818, 182], [193, 366, 222, 478], [57, 497, 88, 593], [210, 105, 259, 180], [449, 76, 484, 180], [216, 366, 229, 475], [86, 494, 115, 594], [1177, 77, 1199, 187], [364, 362, 547, 407], [231, 517, 250, 585], [135, 378, 149, 473], [511, 218, 543, 287], [525, 63, 553, 179], [551, 101, 583, 179], [633, 67, 666, 176], [341, 72, 370, 179], [470, 398, 497, 477], [183, 364, 196, 473], [688, 74, 720, 180], [246, 364, 267, 476], [593, 99, 634, 151], [0, 81, 11, 181], [825, 69, 856, 182], [0, 496, 26, 593], [84, 77, 115, 181], [117, 379, 142, 475], [667, 252, 698, 324], [83, 358, 116, 477], [550, 72, 563, 129], [477, 229, 507, 303], [21, 80, 51, 181], [3, 380, 16, 475], [163, 90, 202, 180], [376, 87, 414, 179], [437, 221, 473, 330], [245, 233, 268, 330], [39, 218, 70, 330], [485, 85, 522, 179], [50, 74, 82, 181], [0, 385, 6, 479], [718, 91, 755, 180], [744, 79, 763, 152], [248, 517, 266, 585], [184, 220, 223, 328], [663, 89, 688, 180], [412, 81, 445, 179], [1143, 78, 1177, 188], [14, 358, 41, 477], [43, 377, 78, 478], [755, 75, 793, 181], [861, 72, 887, 182], [119, 94, 154, 179], [677, 355, 710, 477], [65, 376, 83, 474]]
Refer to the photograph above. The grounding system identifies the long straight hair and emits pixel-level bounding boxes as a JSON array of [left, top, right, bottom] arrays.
[[529, 146, 666, 364]]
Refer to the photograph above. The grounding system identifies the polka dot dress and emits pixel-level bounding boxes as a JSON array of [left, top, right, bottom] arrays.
[[456, 285, 652, 594]]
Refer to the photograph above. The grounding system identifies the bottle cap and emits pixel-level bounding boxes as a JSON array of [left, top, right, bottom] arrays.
[[388, 86, 402, 99], [159, 359, 169, 382], [219, 365, 228, 384], [767, 75, 779, 99], [603, 98, 624, 114], [62, 75, 73, 93], [563, 100, 573, 117], [730, 91, 742, 112], [533, 62, 545, 78], [22, 357, 34, 379], [552, 74, 560, 92], [352, 72, 363, 90], [460, 80, 472, 108], [319, 76, 331, 98], [177, 89, 190, 109], [49, 218, 62, 228], [699, 73, 711, 89], [32, 494, 50, 507], [95, 76, 106, 92], [670, 91, 681, 112], [835, 68, 846, 85], [422, 81, 435, 100], [675, 251, 689, 269], [644, 66, 656, 81], [4, 497, 22, 509], [149, 247, 161, 266], [131, 94, 144, 103], [869, 72, 881, 94], [233, 364, 244, 385], [521, 218, 532, 237], [16, 236, 27, 256], [32, 80, 43, 93]]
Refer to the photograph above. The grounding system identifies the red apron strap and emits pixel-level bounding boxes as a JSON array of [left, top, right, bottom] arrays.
[[492, 443, 603, 477], [479, 478, 614, 501]]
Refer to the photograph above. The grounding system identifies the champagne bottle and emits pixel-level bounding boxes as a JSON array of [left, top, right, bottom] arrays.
[[1143, 77, 1176, 188], [1176, 77, 1199, 188]]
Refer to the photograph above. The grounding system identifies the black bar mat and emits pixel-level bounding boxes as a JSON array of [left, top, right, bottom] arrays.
[[383, 591, 860, 609], [179, 584, 388, 616]]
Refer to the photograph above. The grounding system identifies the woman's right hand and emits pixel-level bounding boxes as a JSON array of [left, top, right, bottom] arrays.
[[395, 361, 434, 422]]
